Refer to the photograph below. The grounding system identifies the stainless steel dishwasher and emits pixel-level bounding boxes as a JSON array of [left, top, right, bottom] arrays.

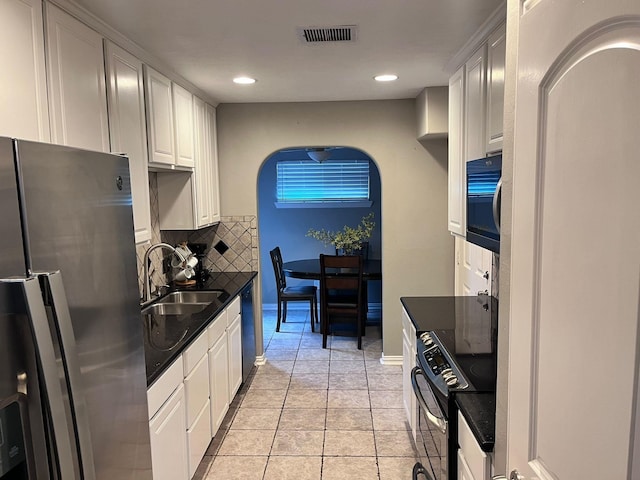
[[241, 282, 256, 382]]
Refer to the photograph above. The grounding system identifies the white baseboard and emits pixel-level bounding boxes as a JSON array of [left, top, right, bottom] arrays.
[[380, 354, 402, 366], [254, 354, 267, 366]]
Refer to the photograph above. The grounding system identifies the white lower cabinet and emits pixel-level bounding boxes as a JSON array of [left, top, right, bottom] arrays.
[[208, 317, 229, 434], [147, 293, 243, 479], [149, 382, 189, 480], [187, 399, 211, 477], [227, 299, 243, 402], [401, 306, 417, 440], [183, 332, 211, 479], [457, 411, 491, 480]]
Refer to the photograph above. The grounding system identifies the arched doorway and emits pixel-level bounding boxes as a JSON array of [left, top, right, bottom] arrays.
[[257, 146, 382, 344]]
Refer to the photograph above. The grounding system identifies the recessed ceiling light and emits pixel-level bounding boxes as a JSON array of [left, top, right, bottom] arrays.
[[374, 74, 398, 82], [233, 76, 256, 85]]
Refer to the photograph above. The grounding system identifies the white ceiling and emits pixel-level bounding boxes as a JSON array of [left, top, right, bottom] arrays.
[[73, 0, 504, 104]]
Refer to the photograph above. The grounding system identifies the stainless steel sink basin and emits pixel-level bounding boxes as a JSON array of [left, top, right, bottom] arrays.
[[156, 291, 224, 305], [142, 303, 208, 316]]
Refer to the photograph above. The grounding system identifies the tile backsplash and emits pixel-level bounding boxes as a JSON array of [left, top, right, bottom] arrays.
[[136, 173, 258, 297]]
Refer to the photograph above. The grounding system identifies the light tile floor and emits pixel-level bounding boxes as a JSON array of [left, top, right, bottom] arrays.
[[195, 307, 418, 480]]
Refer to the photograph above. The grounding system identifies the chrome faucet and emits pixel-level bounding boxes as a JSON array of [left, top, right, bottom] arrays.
[[142, 243, 187, 304]]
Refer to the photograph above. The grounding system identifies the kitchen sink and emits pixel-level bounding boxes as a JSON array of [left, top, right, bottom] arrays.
[[156, 290, 224, 305], [142, 303, 208, 316]]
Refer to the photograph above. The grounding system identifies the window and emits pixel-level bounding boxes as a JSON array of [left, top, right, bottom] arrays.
[[276, 159, 371, 207]]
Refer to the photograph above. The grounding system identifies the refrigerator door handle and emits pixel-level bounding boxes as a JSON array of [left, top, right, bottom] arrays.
[[5, 277, 79, 479], [39, 271, 96, 480]]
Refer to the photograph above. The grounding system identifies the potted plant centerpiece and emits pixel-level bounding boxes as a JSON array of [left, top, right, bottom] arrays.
[[306, 213, 375, 255]]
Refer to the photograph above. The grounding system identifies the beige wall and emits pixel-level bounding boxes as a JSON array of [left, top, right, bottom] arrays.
[[216, 99, 454, 357]]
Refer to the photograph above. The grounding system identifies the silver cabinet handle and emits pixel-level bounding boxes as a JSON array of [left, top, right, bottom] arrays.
[[40, 272, 96, 480], [3, 277, 78, 479], [411, 366, 447, 434], [493, 177, 503, 234]]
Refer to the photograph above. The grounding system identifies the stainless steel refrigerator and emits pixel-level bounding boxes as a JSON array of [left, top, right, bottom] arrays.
[[0, 137, 152, 479]]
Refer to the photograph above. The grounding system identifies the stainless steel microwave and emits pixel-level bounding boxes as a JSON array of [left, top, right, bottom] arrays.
[[466, 153, 502, 253]]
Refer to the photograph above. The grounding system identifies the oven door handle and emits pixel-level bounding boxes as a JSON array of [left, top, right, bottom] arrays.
[[411, 366, 447, 434], [412, 462, 433, 479]]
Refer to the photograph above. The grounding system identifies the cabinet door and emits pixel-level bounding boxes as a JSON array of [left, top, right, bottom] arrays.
[[194, 96, 212, 226], [464, 45, 486, 162], [447, 65, 465, 236], [457, 451, 477, 480], [0, 0, 49, 142], [104, 41, 151, 244], [205, 103, 221, 223], [187, 400, 211, 478], [485, 23, 506, 154], [227, 313, 242, 401], [183, 353, 210, 428], [401, 308, 416, 440], [173, 83, 195, 168], [144, 66, 176, 166], [149, 384, 189, 480], [45, 3, 109, 152], [454, 237, 492, 297], [208, 334, 229, 436]]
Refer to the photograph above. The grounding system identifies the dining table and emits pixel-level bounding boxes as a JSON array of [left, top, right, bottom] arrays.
[[282, 258, 382, 281]]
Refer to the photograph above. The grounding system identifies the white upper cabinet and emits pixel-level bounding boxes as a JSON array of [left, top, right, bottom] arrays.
[[464, 44, 487, 162], [205, 103, 221, 224], [485, 23, 506, 154], [104, 41, 152, 245], [45, 3, 109, 152], [0, 0, 50, 142], [415, 86, 448, 139], [144, 66, 176, 167], [194, 96, 212, 226], [173, 84, 195, 168], [448, 66, 465, 237], [157, 100, 220, 230]]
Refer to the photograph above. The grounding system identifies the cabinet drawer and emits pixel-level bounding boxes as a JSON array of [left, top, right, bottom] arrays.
[[184, 353, 209, 427], [147, 355, 183, 420], [226, 296, 241, 326], [187, 399, 211, 478], [208, 312, 227, 348], [183, 329, 208, 376], [458, 411, 489, 479]]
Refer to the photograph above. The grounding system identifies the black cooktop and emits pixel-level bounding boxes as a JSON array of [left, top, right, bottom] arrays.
[[406, 296, 499, 394]]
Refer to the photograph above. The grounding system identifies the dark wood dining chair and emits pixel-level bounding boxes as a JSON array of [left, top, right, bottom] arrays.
[[270, 247, 318, 332], [319, 254, 365, 349]]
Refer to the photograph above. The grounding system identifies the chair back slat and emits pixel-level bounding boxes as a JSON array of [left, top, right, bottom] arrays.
[[270, 246, 287, 291], [319, 254, 365, 348]]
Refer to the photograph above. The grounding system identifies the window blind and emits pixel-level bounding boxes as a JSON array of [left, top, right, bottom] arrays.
[[276, 160, 370, 203]]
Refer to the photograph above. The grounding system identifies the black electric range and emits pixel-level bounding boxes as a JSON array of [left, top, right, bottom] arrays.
[[402, 295, 498, 480]]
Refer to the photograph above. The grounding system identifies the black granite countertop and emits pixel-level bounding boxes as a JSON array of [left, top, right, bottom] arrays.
[[455, 392, 496, 452], [400, 295, 497, 452], [143, 271, 257, 387], [401, 296, 498, 334]]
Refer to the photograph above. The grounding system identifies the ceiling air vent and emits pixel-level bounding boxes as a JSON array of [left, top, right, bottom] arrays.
[[297, 25, 358, 43]]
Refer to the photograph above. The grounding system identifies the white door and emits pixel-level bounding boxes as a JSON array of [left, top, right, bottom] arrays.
[[506, 0, 640, 479], [455, 237, 491, 297]]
